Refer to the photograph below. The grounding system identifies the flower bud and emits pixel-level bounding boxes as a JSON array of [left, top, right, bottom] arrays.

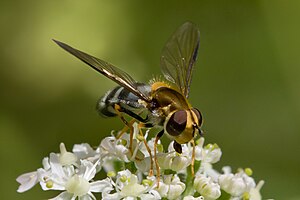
[[170, 155, 190, 172], [219, 173, 247, 196], [194, 174, 221, 200], [157, 175, 185, 200], [59, 143, 77, 166]]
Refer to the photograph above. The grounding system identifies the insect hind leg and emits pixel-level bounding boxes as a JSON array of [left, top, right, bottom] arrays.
[[154, 130, 164, 188], [113, 104, 136, 155], [137, 123, 155, 176], [114, 104, 155, 177], [113, 102, 152, 140]]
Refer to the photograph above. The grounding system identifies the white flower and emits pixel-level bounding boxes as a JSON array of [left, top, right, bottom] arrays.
[[40, 152, 112, 200], [100, 123, 148, 162], [219, 173, 245, 196], [194, 174, 221, 200], [170, 155, 190, 172], [195, 138, 222, 164], [198, 162, 221, 181], [100, 134, 133, 163], [17, 155, 55, 193], [120, 174, 146, 198], [100, 134, 147, 173], [219, 167, 256, 197], [248, 180, 264, 200], [38, 153, 75, 191], [157, 174, 186, 200], [103, 169, 160, 200], [72, 143, 100, 163], [17, 125, 267, 199], [157, 142, 191, 172], [135, 156, 152, 173]]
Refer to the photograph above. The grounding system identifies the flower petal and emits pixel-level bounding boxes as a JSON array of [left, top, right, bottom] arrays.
[[16, 171, 38, 193], [49, 153, 66, 178], [49, 191, 73, 200], [79, 160, 98, 181], [78, 194, 93, 200], [139, 193, 159, 200], [102, 192, 120, 200], [42, 157, 50, 170], [89, 178, 113, 193], [73, 143, 99, 161]]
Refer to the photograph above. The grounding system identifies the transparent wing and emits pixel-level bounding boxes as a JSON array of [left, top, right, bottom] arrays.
[[53, 39, 151, 102], [160, 22, 200, 98]]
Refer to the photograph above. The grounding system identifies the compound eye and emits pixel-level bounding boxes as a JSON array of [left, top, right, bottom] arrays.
[[166, 110, 187, 136], [191, 108, 202, 126]]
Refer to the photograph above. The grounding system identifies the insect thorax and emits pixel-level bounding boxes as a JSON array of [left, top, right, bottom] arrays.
[[150, 84, 190, 116]]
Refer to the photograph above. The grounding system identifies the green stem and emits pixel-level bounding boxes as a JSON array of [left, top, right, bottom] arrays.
[[182, 160, 201, 197], [182, 165, 195, 196]]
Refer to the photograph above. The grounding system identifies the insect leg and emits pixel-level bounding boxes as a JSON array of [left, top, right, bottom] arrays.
[[114, 104, 130, 126], [116, 124, 130, 139], [137, 123, 154, 176], [154, 129, 164, 188], [191, 139, 196, 176], [120, 108, 149, 123], [114, 104, 135, 154], [173, 141, 182, 153]]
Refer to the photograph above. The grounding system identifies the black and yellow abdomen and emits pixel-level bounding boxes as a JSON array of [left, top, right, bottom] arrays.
[[97, 83, 151, 119]]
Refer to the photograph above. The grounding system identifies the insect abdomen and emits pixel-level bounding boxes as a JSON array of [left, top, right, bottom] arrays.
[[96, 83, 151, 117], [97, 86, 121, 117]]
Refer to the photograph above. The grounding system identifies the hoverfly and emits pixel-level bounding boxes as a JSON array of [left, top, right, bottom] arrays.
[[53, 22, 203, 182]]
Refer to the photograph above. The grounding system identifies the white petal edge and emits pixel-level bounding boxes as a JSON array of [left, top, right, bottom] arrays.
[[89, 179, 113, 193], [16, 171, 38, 193], [49, 191, 73, 200]]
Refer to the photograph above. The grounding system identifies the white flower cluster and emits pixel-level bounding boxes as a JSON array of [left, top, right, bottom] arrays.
[[17, 123, 265, 200]]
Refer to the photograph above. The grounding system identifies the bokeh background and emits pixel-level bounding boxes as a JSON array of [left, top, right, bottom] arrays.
[[1, 1, 300, 199]]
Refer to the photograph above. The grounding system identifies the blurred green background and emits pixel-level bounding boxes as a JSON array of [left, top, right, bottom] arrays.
[[1, 0, 300, 199]]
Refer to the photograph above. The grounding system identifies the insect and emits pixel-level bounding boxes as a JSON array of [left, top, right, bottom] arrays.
[[53, 21, 203, 182]]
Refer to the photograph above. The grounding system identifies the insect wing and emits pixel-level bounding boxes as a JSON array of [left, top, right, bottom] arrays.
[[53, 40, 151, 102], [160, 22, 200, 98]]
